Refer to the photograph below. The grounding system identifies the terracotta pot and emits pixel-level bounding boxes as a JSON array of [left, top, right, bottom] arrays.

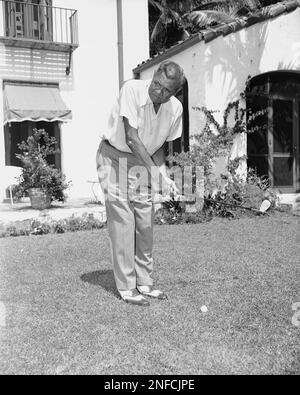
[[29, 188, 52, 210]]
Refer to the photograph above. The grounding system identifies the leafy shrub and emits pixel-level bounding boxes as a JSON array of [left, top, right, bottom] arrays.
[[154, 198, 183, 225], [15, 129, 71, 203], [30, 220, 51, 235], [5, 226, 18, 237], [154, 198, 212, 225], [170, 100, 246, 179], [162, 98, 279, 221], [52, 220, 66, 234], [0, 214, 106, 238], [204, 163, 278, 218]]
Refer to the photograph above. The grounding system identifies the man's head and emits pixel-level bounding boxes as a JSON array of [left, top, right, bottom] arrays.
[[149, 61, 185, 105]]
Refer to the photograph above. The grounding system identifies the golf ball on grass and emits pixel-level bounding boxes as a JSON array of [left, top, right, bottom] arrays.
[[200, 305, 208, 313]]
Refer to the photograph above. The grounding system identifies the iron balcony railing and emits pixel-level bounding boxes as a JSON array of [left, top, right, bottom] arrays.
[[0, 0, 78, 47]]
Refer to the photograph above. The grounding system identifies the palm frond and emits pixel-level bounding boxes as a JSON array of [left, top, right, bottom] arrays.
[[186, 10, 235, 29], [194, 0, 261, 13], [148, 0, 164, 13], [243, 0, 262, 10], [150, 8, 184, 42], [194, 1, 229, 11], [150, 17, 167, 43], [149, 0, 263, 54], [170, 0, 202, 13], [231, 0, 262, 17]]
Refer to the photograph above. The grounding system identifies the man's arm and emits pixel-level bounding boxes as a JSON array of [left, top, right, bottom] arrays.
[[151, 145, 165, 167], [152, 145, 169, 179], [123, 117, 156, 174], [152, 145, 179, 196], [124, 117, 161, 194], [124, 118, 177, 195]]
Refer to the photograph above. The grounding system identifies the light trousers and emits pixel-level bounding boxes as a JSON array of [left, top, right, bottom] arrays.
[[96, 140, 154, 292]]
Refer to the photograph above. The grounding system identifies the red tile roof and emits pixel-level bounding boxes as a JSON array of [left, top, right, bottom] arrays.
[[134, 0, 300, 74]]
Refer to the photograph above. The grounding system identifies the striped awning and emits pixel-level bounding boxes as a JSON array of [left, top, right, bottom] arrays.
[[3, 83, 72, 125]]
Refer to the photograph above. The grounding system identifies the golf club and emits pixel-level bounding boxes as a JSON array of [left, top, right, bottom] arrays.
[[204, 197, 271, 214], [153, 193, 271, 214]]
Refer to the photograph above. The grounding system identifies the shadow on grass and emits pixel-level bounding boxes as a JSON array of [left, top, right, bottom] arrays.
[[80, 270, 119, 298]]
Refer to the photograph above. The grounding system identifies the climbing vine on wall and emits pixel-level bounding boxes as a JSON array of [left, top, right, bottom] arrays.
[[169, 94, 249, 179]]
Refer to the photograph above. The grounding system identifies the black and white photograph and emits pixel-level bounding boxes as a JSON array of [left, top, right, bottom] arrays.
[[0, 0, 299, 378]]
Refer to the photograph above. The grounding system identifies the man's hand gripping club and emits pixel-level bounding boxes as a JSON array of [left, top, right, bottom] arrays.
[[124, 117, 178, 198]]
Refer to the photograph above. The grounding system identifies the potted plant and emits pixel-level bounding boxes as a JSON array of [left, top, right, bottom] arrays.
[[15, 129, 70, 210]]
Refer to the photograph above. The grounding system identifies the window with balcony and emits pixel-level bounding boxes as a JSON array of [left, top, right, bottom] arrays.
[[4, 0, 53, 41], [0, 0, 78, 50]]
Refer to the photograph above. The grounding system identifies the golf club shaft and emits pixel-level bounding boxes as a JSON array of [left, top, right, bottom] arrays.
[[204, 198, 258, 212], [152, 196, 256, 211]]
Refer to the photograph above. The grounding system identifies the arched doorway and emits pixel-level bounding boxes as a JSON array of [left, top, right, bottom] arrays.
[[247, 71, 300, 193]]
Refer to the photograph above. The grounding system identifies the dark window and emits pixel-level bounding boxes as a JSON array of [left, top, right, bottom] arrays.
[[4, 120, 61, 170], [247, 71, 300, 193], [273, 157, 294, 187], [273, 99, 293, 154], [247, 95, 268, 155], [4, 121, 30, 168], [247, 156, 269, 179]]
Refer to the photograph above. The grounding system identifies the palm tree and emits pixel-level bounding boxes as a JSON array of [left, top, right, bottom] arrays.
[[149, 0, 282, 55], [149, 0, 195, 55], [186, 1, 262, 29]]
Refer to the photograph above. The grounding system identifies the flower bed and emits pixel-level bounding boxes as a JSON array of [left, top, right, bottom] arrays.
[[0, 213, 106, 238]]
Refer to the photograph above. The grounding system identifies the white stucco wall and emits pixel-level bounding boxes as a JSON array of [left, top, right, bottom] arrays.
[[122, 0, 149, 81], [55, 0, 149, 198], [0, 0, 149, 200], [139, 8, 300, 171], [52, 0, 120, 199]]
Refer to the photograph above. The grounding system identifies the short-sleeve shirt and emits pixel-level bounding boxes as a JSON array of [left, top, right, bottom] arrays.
[[104, 79, 183, 156]]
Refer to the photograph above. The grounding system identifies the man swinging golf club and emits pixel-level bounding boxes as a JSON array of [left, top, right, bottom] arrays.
[[96, 61, 186, 306]]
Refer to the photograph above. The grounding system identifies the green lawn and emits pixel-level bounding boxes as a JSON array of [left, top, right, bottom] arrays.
[[0, 213, 299, 375]]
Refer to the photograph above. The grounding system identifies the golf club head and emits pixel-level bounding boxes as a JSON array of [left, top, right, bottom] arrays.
[[259, 200, 271, 213]]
